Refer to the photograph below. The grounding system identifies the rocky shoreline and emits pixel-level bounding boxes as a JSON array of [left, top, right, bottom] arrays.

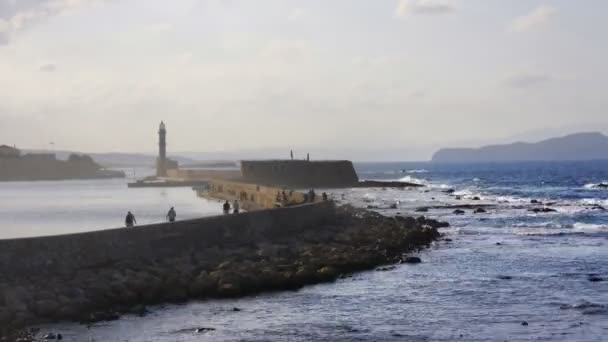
[[0, 206, 446, 340]]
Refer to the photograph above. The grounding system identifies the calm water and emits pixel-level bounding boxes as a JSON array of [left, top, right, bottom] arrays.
[[0, 168, 222, 239], [29, 162, 608, 341]]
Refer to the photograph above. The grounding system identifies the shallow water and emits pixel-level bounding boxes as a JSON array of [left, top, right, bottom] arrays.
[[0, 168, 222, 239], [28, 161, 608, 341]]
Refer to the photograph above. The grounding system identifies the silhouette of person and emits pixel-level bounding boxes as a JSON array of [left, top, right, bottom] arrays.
[[125, 211, 136, 227], [290, 150, 294, 160], [223, 200, 230, 214], [166, 207, 176, 222], [322, 192, 328, 201]]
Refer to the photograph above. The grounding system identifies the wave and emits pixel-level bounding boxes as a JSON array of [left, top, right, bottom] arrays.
[[583, 182, 608, 190], [398, 175, 427, 185], [404, 169, 429, 174], [572, 222, 608, 232]]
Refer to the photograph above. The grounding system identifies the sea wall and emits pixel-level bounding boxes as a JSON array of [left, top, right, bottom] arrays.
[[203, 179, 311, 210], [240, 160, 359, 188], [0, 201, 335, 279], [0, 202, 446, 336], [166, 168, 242, 181]]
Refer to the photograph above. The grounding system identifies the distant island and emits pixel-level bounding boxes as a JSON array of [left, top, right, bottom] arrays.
[[0, 145, 125, 181], [431, 132, 608, 162]]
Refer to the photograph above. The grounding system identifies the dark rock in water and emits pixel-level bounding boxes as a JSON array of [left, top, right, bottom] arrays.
[[403, 256, 422, 264], [473, 208, 486, 214], [588, 276, 604, 282], [376, 265, 396, 272], [498, 275, 512, 280], [495, 242, 502, 245], [596, 183, 608, 188], [521, 321, 528, 326], [453, 209, 465, 215], [591, 205, 606, 211], [367, 205, 379, 209], [415, 207, 429, 212], [43, 333, 57, 340], [444, 188, 455, 194], [444, 238, 453, 242], [455, 196, 462, 200], [232, 307, 241, 312], [530, 199, 540, 204], [472, 196, 481, 201], [529, 207, 557, 213], [196, 327, 216, 333], [389, 203, 398, 209]]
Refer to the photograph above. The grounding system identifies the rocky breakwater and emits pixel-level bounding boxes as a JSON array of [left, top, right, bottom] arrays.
[[0, 205, 446, 339]]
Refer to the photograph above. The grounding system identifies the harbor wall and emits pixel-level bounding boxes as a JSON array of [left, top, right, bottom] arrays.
[[240, 160, 359, 188], [0, 201, 336, 279]]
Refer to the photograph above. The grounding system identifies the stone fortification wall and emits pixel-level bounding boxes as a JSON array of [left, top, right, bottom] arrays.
[[0, 201, 335, 279], [204, 179, 310, 210], [240, 160, 359, 188], [166, 168, 242, 181]]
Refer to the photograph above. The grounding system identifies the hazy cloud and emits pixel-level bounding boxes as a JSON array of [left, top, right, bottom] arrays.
[[0, 0, 105, 44], [287, 8, 307, 22], [395, 0, 456, 17], [38, 63, 57, 72], [508, 5, 557, 33], [505, 73, 554, 88]]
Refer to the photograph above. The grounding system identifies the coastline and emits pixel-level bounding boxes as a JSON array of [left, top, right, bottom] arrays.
[[0, 203, 446, 339]]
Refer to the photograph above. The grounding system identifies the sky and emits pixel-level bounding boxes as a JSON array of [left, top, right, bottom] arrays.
[[0, 0, 607, 160]]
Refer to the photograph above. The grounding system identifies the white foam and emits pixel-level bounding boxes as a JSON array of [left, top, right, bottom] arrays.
[[398, 175, 427, 185], [405, 169, 429, 174], [573, 222, 608, 232], [584, 182, 608, 190]]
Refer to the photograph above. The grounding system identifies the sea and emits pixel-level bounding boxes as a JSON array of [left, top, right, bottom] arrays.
[[3, 161, 607, 341]]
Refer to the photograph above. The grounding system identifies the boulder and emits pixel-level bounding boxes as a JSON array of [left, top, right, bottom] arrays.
[[444, 189, 455, 194], [403, 256, 422, 264], [415, 207, 428, 213], [473, 208, 486, 214], [472, 196, 481, 201], [453, 209, 465, 215], [455, 196, 462, 200], [529, 207, 557, 213], [316, 266, 338, 281]]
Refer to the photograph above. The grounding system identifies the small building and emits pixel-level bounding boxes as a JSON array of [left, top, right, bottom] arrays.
[[0, 145, 20, 158]]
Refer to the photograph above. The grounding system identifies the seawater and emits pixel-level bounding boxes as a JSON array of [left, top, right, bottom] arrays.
[[0, 168, 222, 239], [29, 161, 608, 341]]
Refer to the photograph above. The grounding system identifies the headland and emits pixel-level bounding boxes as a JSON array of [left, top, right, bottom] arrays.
[[0, 145, 124, 182]]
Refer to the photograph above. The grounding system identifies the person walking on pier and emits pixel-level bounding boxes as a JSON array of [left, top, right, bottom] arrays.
[[233, 200, 240, 214], [166, 207, 177, 222], [223, 200, 231, 215], [125, 211, 136, 227]]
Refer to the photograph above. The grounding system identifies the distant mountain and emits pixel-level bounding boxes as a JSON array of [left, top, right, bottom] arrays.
[[431, 132, 608, 162]]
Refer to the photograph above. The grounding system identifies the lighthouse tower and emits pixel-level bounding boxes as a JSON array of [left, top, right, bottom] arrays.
[[157, 121, 167, 177]]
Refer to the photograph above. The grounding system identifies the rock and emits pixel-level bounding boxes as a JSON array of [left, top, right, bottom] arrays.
[[403, 256, 422, 264], [232, 307, 241, 312], [473, 208, 486, 214], [376, 265, 396, 272], [588, 276, 604, 282], [530, 199, 540, 204], [33, 299, 59, 317], [521, 321, 528, 326], [196, 327, 216, 333], [472, 196, 481, 201], [591, 205, 606, 211], [128, 304, 148, 316], [498, 275, 512, 280], [389, 203, 398, 209], [455, 196, 462, 200], [453, 209, 465, 215], [596, 183, 608, 188], [415, 208, 428, 213], [444, 189, 455, 194], [316, 266, 338, 281], [496, 242, 502, 245], [529, 207, 557, 213], [43, 333, 57, 340]]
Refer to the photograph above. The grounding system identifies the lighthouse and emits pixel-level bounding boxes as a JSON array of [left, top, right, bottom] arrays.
[[157, 121, 167, 177]]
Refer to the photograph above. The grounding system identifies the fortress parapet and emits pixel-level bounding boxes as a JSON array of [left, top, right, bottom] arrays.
[[240, 160, 359, 188]]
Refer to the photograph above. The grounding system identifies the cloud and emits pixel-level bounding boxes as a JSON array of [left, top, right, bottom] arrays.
[[288, 8, 307, 22], [508, 5, 557, 33], [395, 0, 455, 17], [38, 63, 57, 72], [505, 73, 553, 88], [0, 0, 106, 45]]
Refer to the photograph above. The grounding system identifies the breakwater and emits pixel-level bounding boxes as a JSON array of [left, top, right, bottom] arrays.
[[0, 202, 446, 337]]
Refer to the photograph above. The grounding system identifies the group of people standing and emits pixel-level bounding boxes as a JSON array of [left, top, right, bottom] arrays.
[[223, 200, 240, 215], [125, 206, 177, 227]]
